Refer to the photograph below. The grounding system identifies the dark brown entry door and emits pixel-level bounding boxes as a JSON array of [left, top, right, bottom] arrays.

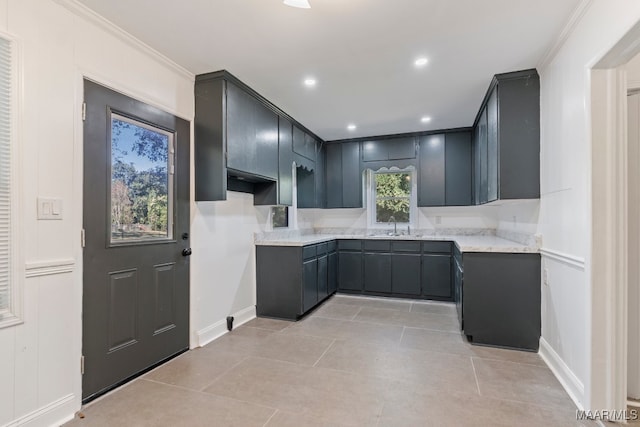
[[82, 80, 190, 402]]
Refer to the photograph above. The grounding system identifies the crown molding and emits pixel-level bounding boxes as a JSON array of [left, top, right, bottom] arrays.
[[537, 0, 594, 71], [53, 0, 194, 81]]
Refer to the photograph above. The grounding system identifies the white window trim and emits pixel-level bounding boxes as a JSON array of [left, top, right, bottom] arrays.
[[0, 30, 24, 329], [365, 166, 417, 231]]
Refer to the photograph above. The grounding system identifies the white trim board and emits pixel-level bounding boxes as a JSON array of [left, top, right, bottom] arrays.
[[53, 0, 193, 81], [539, 338, 585, 410], [540, 248, 586, 270], [537, 0, 594, 70], [25, 258, 75, 278], [194, 305, 256, 348], [2, 393, 76, 427]]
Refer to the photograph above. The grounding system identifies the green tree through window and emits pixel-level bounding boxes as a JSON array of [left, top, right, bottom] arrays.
[[375, 172, 411, 223]]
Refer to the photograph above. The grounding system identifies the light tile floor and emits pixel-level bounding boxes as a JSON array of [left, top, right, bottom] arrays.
[[66, 295, 596, 427]]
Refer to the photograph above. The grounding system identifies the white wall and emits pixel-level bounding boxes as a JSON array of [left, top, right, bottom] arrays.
[[190, 192, 264, 347], [537, 0, 640, 410]]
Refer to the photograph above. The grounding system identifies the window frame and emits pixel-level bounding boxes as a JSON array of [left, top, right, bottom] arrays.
[[366, 166, 417, 230], [0, 30, 23, 329]]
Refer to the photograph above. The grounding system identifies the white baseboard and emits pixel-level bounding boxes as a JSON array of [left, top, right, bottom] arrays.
[[195, 305, 256, 348], [2, 393, 77, 427], [539, 337, 585, 410]]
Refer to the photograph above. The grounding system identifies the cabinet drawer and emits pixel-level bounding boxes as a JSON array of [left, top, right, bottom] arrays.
[[363, 240, 392, 252], [327, 241, 337, 252], [422, 241, 452, 254], [339, 240, 362, 251], [392, 241, 421, 253], [303, 245, 317, 260], [316, 243, 328, 256]]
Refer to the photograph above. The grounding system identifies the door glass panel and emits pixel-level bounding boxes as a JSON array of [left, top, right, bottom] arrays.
[[110, 113, 174, 243]]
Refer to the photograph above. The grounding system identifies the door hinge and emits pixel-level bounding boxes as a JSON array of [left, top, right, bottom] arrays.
[[81, 229, 85, 248], [81, 355, 85, 375], [82, 102, 86, 121]]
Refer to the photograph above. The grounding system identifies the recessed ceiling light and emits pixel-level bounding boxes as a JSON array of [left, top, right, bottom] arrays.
[[414, 57, 429, 67], [421, 116, 432, 123], [347, 124, 357, 131], [283, 0, 311, 9], [304, 78, 317, 87]]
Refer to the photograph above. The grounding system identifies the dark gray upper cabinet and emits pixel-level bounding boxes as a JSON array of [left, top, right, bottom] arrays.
[[325, 143, 343, 208], [325, 142, 363, 208], [278, 117, 294, 206], [314, 140, 326, 209], [362, 137, 416, 162], [293, 126, 316, 162], [418, 134, 446, 206], [342, 142, 363, 208], [445, 131, 472, 206], [472, 69, 540, 204], [195, 70, 325, 204], [226, 82, 278, 180], [486, 89, 499, 202]]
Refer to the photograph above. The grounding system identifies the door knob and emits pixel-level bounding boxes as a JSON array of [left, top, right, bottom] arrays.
[[182, 248, 192, 257]]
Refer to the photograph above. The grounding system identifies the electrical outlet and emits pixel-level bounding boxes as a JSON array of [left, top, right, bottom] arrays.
[[512, 215, 517, 225], [543, 268, 549, 286]]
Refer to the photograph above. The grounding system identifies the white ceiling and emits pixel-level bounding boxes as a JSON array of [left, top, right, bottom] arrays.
[[77, 0, 581, 141]]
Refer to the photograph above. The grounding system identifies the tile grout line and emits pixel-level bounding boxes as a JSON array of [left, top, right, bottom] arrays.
[[470, 357, 482, 396], [262, 409, 279, 427], [399, 326, 406, 345], [197, 355, 251, 392], [350, 306, 363, 320], [313, 339, 337, 367]]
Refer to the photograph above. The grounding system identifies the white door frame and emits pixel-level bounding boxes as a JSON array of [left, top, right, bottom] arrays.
[[589, 20, 640, 414]]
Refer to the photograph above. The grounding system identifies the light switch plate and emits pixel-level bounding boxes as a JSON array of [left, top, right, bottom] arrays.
[[37, 197, 63, 220]]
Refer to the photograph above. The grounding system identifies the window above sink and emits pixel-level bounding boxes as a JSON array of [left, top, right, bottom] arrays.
[[366, 166, 417, 231]]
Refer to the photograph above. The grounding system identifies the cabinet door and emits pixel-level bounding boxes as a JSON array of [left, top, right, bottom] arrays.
[[486, 88, 499, 202], [303, 258, 318, 312], [392, 253, 421, 295], [296, 165, 316, 208], [361, 140, 387, 162], [303, 133, 317, 162], [292, 126, 306, 159], [315, 141, 326, 208], [254, 102, 279, 179], [317, 254, 328, 301], [364, 253, 392, 293], [422, 254, 452, 299], [226, 82, 256, 174], [445, 132, 472, 206], [328, 251, 338, 294], [342, 142, 362, 208], [418, 134, 445, 206], [326, 143, 343, 208], [338, 251, 363, 291], [387, 137, 416, 160], [278, 117, 294, 206], [477, 108, 489, 204]]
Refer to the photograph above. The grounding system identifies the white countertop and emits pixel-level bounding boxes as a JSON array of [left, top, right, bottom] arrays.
[[254, 233, 538, 253]]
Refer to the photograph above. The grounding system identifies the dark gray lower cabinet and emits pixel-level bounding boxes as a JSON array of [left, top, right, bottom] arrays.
[[317, 254, 328, 300], [461, 252, 541, 351], [256, 243, 336, 320], [422, 255, 452, 299], [303, 258, 318, 313], [392, 253, 421, 295], [364, 253, 392, 293], [338, 251, 363, 291], [328, 250, 338, 294]]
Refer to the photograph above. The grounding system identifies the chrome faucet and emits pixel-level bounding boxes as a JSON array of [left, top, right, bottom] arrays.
[[388, 216, 397, 235]]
